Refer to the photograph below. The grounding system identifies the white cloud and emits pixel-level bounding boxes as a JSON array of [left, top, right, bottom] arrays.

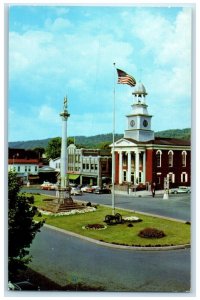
[[119, 8, 191, 107], [127, 8, 191, 68], [44, 17, 72, 32], [38, 105, 60, 124]]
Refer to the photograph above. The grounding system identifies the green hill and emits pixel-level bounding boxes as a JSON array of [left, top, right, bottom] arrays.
[[155, 128, 191, 140], [8, 128, 190, 150]]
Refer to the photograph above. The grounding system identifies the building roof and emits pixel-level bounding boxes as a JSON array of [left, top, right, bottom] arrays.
[[132, 81, 148, 95], [123, 137, 190, 147], [152, 137, 190, 146], [8, 159, 39, 164]]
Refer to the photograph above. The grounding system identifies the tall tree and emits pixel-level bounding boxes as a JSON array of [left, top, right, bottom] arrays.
[[33, 147, 45, 159], [8, 171, 44, 280], [45, 137, 61, 159]]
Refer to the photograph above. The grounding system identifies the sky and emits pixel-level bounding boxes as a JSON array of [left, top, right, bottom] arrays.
[[8, 4, 193, 142]]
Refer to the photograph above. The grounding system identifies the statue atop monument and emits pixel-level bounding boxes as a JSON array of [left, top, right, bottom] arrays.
[[63, 96, 68, 111]]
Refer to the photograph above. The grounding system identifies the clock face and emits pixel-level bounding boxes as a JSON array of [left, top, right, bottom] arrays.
[[143, 119, 148, 127], [130, 120, 135, 127]]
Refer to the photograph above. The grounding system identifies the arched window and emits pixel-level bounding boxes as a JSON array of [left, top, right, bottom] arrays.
[[181, 172, 188, 183], [156, 150, 162, 167], [182, 151, 187, 167], [168, 150, 174, 167], [167, 172, 175, 183]]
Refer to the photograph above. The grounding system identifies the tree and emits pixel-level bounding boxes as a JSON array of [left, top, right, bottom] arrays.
[[45, 137, 61, 159], [8, 171, 44, 280], [96, 141, 111, 150], [32, 147, 45, 159]]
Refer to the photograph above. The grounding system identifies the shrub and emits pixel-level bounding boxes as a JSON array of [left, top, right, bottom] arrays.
[[127, 223, 133, 227], [185, 221, 191, 225], [138, 227, 166, 238]]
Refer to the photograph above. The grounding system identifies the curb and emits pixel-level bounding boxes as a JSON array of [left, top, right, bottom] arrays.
[[44, 224, 190, 252]]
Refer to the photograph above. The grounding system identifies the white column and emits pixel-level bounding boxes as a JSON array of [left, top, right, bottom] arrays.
[[142, 151, 146, 184], [135, 150, 140, 184], [127, 151, 131, 183], [60, 117, 68, 188], [119, 151, 123, 184]]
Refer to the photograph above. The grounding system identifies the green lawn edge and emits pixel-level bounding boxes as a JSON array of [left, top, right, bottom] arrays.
[[28, 193, 191, 247]]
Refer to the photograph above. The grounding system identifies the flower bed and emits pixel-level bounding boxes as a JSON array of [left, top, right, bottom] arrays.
[[123, 216, 142, 222], [38, 207, 96, 216], [138, 227, 166, 238], [82, 224, 107, 230]]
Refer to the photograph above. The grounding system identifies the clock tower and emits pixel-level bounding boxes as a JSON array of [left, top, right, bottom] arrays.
[[124, 81, 154, 142]]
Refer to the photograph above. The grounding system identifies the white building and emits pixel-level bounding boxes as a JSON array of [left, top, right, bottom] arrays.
[[8, 158, 40, 183]]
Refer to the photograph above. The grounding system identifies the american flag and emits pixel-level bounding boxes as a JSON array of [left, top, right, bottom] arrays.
[[116, 68, 136, 87]]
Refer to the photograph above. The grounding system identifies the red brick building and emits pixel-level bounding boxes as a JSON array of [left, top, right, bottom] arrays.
[[111, 82, 191, 189]]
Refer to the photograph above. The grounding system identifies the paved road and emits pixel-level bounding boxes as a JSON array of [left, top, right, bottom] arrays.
[[24, 188, 191, 221], [23, 187, 191, 292], [29, 226, 191, 292]]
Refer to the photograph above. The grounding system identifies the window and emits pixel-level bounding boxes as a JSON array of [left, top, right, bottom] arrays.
[[123, 171, 127, 181], [168, 151, 174, 167], [35, 166, 38, 172], [139, 171, 142, 183], [28, 166, 31, 172], [156, 172, 161, 184], [181, 172, 188, 183], [101, 162, 107, 172], [25, 166, 27, 172], [156, 150, 162, 167], [18, 166, 20, 172], [167, 172, 175, 183], [182, 151, 187, 167]]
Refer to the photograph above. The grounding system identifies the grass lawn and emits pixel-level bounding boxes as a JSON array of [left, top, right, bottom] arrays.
[[27, 193, 190, 247]]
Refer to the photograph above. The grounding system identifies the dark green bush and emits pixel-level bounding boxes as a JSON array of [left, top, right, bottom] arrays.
[[127, 223, 133, 227]]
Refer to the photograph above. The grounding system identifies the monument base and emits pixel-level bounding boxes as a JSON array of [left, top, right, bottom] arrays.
[[41, 188, 85, 213]]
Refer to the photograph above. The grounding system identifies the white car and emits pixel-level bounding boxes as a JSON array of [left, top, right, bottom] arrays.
[[171, 186, 191, 194], [71, 187, 82, 195], [81, 185, 94, 193]]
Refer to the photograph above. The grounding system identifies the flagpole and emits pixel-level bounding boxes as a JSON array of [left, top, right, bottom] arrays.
[[112, 62, 116, 216]]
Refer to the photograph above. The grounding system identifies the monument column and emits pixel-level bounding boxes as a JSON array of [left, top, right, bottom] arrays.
[[59, 96, 70, 203]]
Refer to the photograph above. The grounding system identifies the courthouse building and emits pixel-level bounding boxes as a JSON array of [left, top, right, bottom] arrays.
[[111, 82, 191, 189]]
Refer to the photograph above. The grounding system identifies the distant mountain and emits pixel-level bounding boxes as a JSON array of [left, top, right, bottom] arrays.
[[155, 128, 191, 140], [8, 128, 190, 150]]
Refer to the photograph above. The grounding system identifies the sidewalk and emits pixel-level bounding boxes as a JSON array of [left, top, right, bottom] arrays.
[[115, 189, 165, 197]]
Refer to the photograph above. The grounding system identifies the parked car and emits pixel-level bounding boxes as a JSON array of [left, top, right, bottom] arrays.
[[170, 186, 191, 194], [81, 185, 94, 193], [40, 182, 58, 190], [49, 183, 58, 190], [94, 188, 111, 194], [8, 281, 40, 291], [71, 187, 83, 195], [40, 182, 52, 190]]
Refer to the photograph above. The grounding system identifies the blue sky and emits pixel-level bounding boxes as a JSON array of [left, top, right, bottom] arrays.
[[8, 5, 192, 142]]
